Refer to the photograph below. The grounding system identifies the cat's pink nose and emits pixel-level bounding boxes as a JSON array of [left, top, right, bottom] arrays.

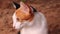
[[13, 25, 15, 28]]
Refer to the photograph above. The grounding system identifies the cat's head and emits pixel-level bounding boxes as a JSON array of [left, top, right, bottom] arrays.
[[12, 1, 36, 30], [13, 2, 34, 22]]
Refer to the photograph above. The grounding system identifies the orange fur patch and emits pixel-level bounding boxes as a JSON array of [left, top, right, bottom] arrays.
[[15, 7, 34, 22], [15, 2, 34, 23]]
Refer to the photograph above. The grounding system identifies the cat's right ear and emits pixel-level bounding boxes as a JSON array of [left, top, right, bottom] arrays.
[[12, 1, 20, 9]]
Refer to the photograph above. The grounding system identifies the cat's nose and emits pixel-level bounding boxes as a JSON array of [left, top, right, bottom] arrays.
[[13, 25, 15, 29], [13, 24, 15, 28], [13, 27, 15, 29]]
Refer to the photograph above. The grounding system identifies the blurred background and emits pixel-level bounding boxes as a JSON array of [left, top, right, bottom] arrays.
[[0, 0, 60, 34]]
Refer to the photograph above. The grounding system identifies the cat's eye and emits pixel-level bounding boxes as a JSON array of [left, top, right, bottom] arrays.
[[17, 18, 19, 21]]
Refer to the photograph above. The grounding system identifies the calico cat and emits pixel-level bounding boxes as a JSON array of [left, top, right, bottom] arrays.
[[12, 2, 48, 34]]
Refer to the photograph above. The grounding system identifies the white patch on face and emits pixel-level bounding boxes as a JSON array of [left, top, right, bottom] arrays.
[[12, 13, 21, 30], [14, 21, 21, 29]]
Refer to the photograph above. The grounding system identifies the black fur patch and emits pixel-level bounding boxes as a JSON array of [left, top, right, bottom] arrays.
[[30, 6, 37, 12], [13, 2, 20, 9]]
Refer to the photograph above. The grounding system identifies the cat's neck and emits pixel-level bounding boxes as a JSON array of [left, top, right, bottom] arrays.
[[28, 14, 34, 22]]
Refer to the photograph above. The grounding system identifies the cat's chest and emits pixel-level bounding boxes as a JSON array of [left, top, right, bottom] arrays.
[[21, 27, 41, 34], [20, 12, 47, 34], [21, 20, 42, 34]]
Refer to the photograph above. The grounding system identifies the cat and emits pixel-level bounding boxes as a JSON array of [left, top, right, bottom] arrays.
[[12, 1, 48, 34]]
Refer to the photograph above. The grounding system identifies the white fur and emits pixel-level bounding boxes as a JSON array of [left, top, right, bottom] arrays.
[[12, 12, 48, 34]]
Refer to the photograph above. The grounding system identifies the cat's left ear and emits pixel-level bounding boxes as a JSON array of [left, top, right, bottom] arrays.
[[19, 2, 30, 13], [13, 2, 20, 9], [30, 6, 37, 12]]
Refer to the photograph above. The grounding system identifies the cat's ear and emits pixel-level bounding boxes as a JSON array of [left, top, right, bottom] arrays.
[[13, 2, 20, 9], [19, 2, 29, 13], [30, 6, 37, 12]]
